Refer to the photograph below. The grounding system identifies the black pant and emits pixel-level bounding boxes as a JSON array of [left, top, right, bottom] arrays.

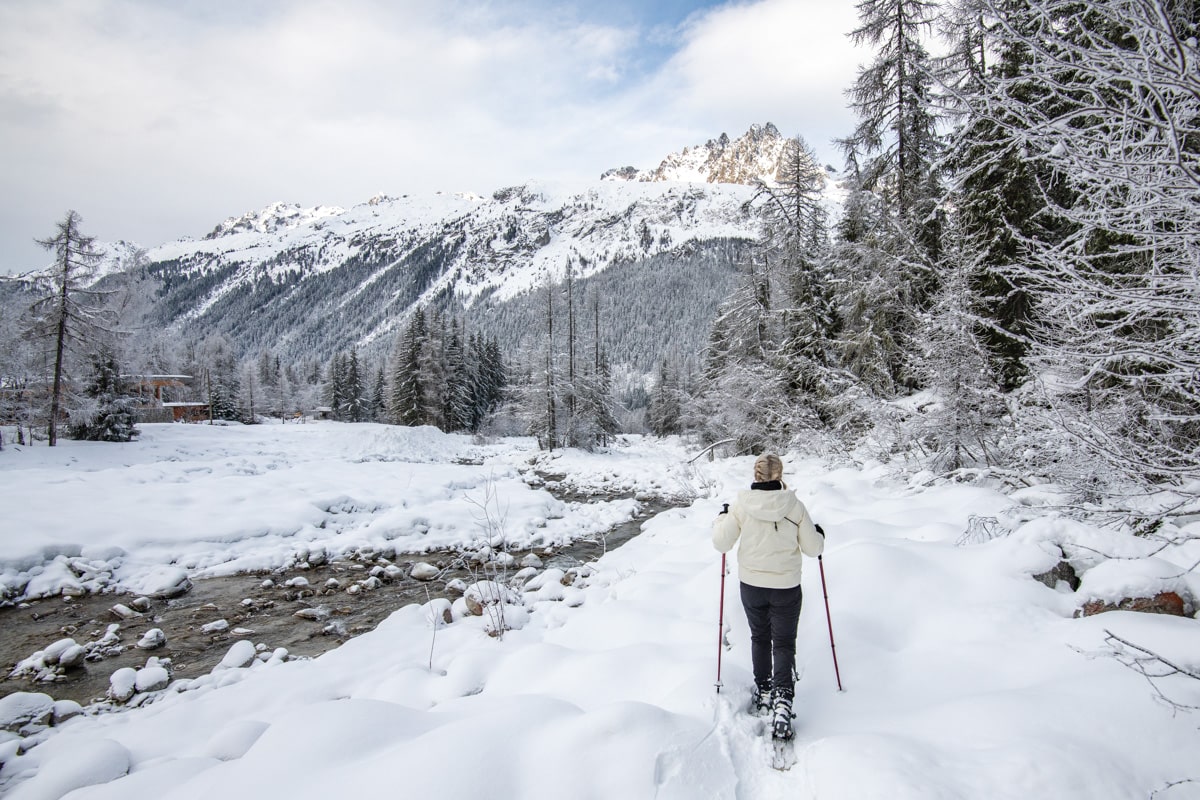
[[740, 582, 803, 696]]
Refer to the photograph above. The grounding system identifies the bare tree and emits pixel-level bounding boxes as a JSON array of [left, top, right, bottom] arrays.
[[25, 211, 115, 446]]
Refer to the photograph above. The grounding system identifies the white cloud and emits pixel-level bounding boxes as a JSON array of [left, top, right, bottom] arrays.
[[0, 0, 865, 273]]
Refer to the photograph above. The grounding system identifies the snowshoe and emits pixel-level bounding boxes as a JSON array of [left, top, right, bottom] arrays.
[[750, 684, 772, 716], [767, 690, 797, 770], [770, 691, 795, 741]]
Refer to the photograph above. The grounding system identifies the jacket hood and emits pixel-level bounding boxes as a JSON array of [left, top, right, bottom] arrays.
[[737, 488, 797, 523]]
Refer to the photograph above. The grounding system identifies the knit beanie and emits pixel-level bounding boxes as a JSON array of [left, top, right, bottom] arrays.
[[754, 453, 784, 483]]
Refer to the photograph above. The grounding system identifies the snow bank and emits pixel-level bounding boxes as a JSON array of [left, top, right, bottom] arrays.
[[1, 431, 1198, 799]]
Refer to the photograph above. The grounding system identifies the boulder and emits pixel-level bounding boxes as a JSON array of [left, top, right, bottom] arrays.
[[520, 553, 544, 569], [41, 638, 80, 666], [52, 699, 84, 725], [215, 640, 258, 671], [464, 581, 517, 616], [137, 629, 167, 650], [294, 606, 330, 621], [109, 668, 138, 703], [425, 598, 454, 626], [57, 644, 88, 670], [1033, 561, 1081, 591], [0, 692, 55, 733], [410, 562, 440, 581], [110, 603, 142, 621], [135, 665, 171, 693], [1080, 591, 1188, 618]]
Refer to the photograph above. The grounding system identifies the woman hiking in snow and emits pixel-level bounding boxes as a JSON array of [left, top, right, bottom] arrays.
[[712, 453, 824, 741]]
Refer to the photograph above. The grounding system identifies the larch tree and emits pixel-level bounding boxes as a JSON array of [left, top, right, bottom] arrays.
[[24, 210, 115, 445], [837, 0, 946, 393]]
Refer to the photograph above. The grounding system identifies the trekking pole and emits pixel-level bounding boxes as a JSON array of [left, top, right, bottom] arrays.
[[716, 552, 727, 693], [818, 554, 844, 692]]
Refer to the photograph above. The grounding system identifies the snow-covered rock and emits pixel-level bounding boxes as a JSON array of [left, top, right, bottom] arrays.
[[410, 562, 440, 581], [51, 700, 83, 726], [5, 737, 130, 800], [1077, 557, 1196, 617], [119, 565, 191, 599], [109, 603, 141, 620], [215, 641, 257, 671], [0, 693, 54, 733], [135, 664, 170, 693], [108, 668, 138, 703], [136, 629, 167, 650]]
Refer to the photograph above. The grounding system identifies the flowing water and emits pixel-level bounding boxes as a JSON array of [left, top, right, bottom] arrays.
[[0, 490, 682, 708]]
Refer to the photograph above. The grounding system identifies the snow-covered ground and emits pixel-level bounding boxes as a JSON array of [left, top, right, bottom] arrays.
[[1, 423, 1199, 799]]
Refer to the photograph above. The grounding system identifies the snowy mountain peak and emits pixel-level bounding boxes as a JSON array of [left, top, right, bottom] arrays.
[[601, 122, 789, 186], [205, 201, 346, 240]]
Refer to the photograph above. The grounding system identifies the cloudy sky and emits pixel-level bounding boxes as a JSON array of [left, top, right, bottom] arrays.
[[0, 0, 864, 275]]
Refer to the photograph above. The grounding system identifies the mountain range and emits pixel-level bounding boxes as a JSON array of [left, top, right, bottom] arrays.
[[23, 124, 839, 374]]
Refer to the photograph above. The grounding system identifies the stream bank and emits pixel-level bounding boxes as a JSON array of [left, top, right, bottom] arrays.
[[0, 489, 684, 709]]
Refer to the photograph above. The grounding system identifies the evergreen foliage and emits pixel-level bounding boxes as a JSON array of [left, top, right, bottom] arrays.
[[68, 348, 138, 442]]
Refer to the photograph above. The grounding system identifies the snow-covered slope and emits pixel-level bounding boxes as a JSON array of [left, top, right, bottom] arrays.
[[1, 426, 1197, 799], [87, 123, 845, 366]]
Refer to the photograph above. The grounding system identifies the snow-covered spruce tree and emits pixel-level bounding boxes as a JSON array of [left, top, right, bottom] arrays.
[[646, 359, 684, 438], [909, 213, 1010, 473], [202, 338, 241, 422], [389, 310, 427, 426], [574, 348, 620, 448], [370, 366, 386, 423], [323, 351, 346, 420], [691, 259, 795, 452], [443, 325, 473, 432], [343, 349, 367, 422], [967, 0, 1200, 490], [836, 0, 946, 394], [753, 135, 856, 439], [23, 211, 117, 445], [467, 334, 507, 432], [939, 0, 1075, 393], [68, 347, 138, 442]]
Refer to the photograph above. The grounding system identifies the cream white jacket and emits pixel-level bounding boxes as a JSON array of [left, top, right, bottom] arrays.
[[712, 487, 824, 589]]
